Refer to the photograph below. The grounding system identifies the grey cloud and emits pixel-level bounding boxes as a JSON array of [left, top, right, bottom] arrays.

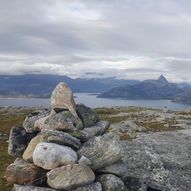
[[0, 0, 191, 82]]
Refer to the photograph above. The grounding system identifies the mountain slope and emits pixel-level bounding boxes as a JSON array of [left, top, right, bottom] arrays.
[[99, 75, 191, 102], [0, 74, 139, 98]]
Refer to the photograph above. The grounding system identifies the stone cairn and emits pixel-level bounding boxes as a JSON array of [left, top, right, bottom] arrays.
[[5, 82, 127, 191]]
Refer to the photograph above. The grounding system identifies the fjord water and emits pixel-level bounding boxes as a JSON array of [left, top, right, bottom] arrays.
[[0, 93, 191, 111]]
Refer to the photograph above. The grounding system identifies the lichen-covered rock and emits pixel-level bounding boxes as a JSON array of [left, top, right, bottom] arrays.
[[51, 82, 76, 114], [8, 127, 36, 157], [23, 110, 49, 132], [5, 158, 46, 186], [97, 174, 125, 191], [47, 164, 95, 190], [78, 156, 91, 166], [81, 121, 110, 140], [41, 129, 81, 150], [71, 182, 102, 191], [34, 115, 50, 131], [12, 185, 57, 191], [69, 121, 110, 142], [78, 133, 121, 170], [33, 142, 77, 170], [44, 111, 83, 131], [76, 104, 99, 127], [96, 160, 127, 177], [121, 129, 191, 191]]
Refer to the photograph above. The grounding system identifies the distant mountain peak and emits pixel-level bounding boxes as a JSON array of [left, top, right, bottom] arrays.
[[158, 75, 168, 84]]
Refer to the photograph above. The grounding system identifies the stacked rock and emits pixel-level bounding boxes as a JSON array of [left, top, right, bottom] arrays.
[[5, 82, 127, 191]]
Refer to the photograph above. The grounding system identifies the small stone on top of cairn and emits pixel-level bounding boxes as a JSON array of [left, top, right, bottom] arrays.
[[5, 82, 127, 191]]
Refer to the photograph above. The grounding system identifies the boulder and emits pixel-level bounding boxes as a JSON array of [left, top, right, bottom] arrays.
[[96, 160, 127, 177], [5, 158, 46, 185], [51, 82, 76, 114], [78, 133, 121, 170], [34, 115, 50, 131], [8, 127, 36, 157], [33, 142, 77, 170], [23, 134, 44, 162], [23, 110, 49, 132], [81, 121, 110, 140], [76, 104, 99, 127], [23, 130, 81, 162], [69, 121, 110, 142], [41, 129, 81, 150], [78, 156, 91, 166], [47, 164, 95, 190], [71, 182, 102, 191], [121, 129, 191, 191], [97, 174, 125, 191], [43, 111, 83, 131], [12, 185, 56, 191]]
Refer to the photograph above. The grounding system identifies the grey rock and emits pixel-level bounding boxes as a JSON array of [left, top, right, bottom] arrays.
[[76, 104, 99, 127], [44, 111, 83, 131], [5, 158, 46, 186], [78, 133, 121, 170], [97, 174, 125, 191], [8, 127, 36, 157], [23, 110, 49, 132], [120, 129, 191, 191], [12, 185, 56, 191], [33, 142, 77, 170], [51, 82, 77, 115], [70, 182, 102, 191], [78, 156, 91, 166], [96, 160, 127, 177], [69, 121, 110, 142], [47, 164, 95, 190], [81, 121, 110, 139], [41, 129, 81, 150]]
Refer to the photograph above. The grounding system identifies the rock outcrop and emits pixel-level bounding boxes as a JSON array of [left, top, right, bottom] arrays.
[[5, 82, 126, 191]]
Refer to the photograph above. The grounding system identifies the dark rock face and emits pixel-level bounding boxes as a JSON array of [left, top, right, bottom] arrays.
[[76, 104, 99, 127], [8, 127, 36, 157], [23, 110, 49, 132], [5, 158, 46, 186], [78, 133, 121, 170], [121, 129, 191, 191], [44, 111, 83, 131]]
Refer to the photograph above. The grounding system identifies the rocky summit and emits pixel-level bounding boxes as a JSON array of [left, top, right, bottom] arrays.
[[5, 82, 191, 191]]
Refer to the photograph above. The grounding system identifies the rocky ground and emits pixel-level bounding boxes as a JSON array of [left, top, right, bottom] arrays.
[[0, 90, 191, 190]]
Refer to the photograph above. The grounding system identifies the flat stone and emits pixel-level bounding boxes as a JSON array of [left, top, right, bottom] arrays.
[[70, 182, 102, 191], [33, 142, 77, 170], [51, 82, 77, 114], [96, 160, 127, 177], [44, 111, 83, 131], [8, 127, 36, 157], [76, 104, 99, 127], [78, 133, 121, 170], [23, 110, 49, 132], [5, 158, 46, 186], [81, 121, 110, 139], [41, 129, 81, 150], [47, 164, 95, 190], [69, 121, 110, 142], [97, 174, 125, 191], [23, 134, 44, 162], [12, 185, 56, 191]]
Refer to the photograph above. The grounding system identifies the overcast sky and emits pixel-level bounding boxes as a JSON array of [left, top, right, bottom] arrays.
[[0, 0, 191, 82]]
